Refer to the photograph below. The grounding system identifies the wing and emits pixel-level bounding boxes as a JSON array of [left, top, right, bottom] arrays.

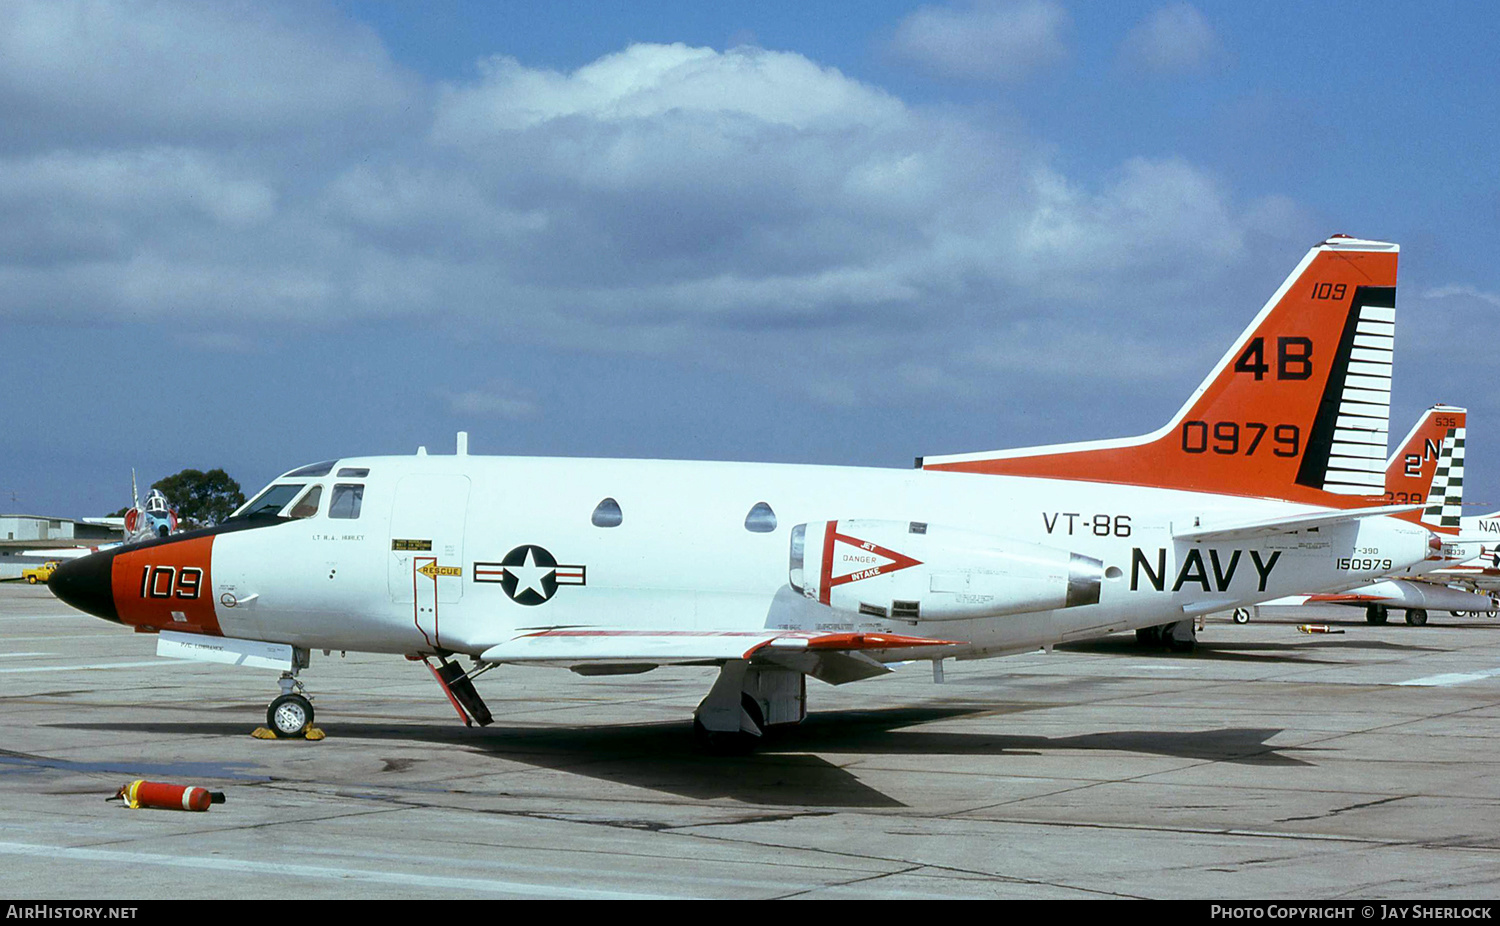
[[479, 628, 961, 685]]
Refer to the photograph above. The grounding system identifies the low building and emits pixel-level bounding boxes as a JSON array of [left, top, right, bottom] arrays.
[[0, 515, 124, 580]]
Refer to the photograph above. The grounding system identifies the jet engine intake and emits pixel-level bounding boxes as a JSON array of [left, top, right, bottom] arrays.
[[789, 519, 1102, 621]]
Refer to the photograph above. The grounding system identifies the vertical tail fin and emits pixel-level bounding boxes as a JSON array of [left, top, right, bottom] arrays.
[[1421, 422, 1466, 530], [923, 235, 1400, 505], [1385, 405, 1466, 521]]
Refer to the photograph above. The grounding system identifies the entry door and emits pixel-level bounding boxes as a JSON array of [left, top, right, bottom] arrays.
[[388, 474, 471, 649]]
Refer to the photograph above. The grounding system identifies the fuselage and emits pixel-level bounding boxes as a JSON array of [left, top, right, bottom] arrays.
[[66, 452, 1435, 663]]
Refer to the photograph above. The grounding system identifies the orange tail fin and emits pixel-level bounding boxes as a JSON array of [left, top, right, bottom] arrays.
[[923, 235, 1399, 504], [1386, 405, 1465, 507]]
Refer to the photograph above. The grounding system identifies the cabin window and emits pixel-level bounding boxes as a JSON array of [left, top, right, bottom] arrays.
[[591, 497, 623, 528], [337, 467, 369, 478], [329, 484, 364, 520], [744, 501, 777, 533], [287, 485, 323, 519], [284, 460, 337, 477]]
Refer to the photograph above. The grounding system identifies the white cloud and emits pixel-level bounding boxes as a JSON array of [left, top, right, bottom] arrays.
[[1424, 284, 1500, 308], [0, 5, 1292, 410], [887, 0, 1069, 82], [439, 386, 539, 421], [0, 0, 419, 148], [1119, 4, 1221, 76]]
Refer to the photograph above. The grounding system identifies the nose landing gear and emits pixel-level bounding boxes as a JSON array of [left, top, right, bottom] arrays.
[[266, 669, 314, 738]]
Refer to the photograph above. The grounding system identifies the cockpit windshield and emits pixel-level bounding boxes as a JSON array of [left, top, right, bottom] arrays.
[[233, 483, 307, 519]]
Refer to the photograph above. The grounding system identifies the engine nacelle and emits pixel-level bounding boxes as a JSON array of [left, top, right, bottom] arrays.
[[789, 519, 1103, 622]]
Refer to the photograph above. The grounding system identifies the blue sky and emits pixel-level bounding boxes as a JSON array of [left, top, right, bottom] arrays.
[[3, 1, 1497, 516]]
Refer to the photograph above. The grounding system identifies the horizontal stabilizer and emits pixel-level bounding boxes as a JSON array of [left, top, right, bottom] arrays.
[[479, 628, 959, 668], [1175, 503, 1423, 543], [1308, 579, 1496, 612]]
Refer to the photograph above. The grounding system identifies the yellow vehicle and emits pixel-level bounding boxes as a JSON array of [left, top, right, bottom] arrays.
[[22, 561, 60, 584]]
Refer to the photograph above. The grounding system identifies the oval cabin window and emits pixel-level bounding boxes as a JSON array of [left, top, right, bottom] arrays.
[[744, 501, 777, 533], [591, 497, 623, 528]]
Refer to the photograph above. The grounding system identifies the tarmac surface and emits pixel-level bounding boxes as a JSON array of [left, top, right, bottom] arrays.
[[3, 581, 1500, 899]]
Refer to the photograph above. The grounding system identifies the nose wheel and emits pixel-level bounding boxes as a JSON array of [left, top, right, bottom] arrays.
[[267, 670, 314, 738], [268, 693, 314, 737]]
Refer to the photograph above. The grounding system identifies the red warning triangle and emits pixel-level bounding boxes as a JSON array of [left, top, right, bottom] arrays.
[[823, 527, 922, 593]]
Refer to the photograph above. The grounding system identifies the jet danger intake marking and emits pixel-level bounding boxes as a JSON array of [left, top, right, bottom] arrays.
[[475, 545, 586, 606], [820, 527, 923, 605]]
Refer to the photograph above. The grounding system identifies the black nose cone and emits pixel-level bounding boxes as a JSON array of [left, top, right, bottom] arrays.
[[49, 551, 120, 623]]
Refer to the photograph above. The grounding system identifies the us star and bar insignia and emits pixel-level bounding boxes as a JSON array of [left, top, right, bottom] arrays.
[[475, 544, 586, 606]]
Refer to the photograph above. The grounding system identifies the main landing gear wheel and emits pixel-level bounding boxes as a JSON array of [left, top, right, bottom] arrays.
[[1366, 604, 1389, 625], [1405, 609, 1429, 627], [268, 693, 314, 738], [1232, 608, 1251, 624], [692, 693, 764, 755]]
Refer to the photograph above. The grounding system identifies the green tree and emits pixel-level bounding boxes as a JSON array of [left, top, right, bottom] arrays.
[[152, 468, 245, 529]]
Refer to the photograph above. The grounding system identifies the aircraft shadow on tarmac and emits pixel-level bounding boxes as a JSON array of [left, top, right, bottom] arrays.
[[55, 708, 1310, 808]]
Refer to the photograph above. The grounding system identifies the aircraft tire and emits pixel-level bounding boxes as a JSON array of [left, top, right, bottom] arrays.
[[1232, 608, 1251, 624], [268, 693, 314, 738], [1366, 605, 1388, 625], [1136, 626, 1162, 645], [1406, 609, 1428, 627], [692, 716, 757, 755]]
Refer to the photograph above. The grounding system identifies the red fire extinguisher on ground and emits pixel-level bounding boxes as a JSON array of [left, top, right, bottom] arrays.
[[111, 780, 226, 811]]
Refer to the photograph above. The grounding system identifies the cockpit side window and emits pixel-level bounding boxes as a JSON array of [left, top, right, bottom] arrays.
[[329, 484, 364, 520], [287, 485, 323, 519], [234, 483, 307, 519]]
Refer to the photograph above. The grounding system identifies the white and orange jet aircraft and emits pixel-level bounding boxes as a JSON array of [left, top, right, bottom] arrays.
[[1230, 405, 1493, 626], [50, 236, 1446, 749]]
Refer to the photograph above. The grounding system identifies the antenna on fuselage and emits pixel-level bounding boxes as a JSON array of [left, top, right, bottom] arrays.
[[416, 446, 427, 456], [457, 431, 468, 456]]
